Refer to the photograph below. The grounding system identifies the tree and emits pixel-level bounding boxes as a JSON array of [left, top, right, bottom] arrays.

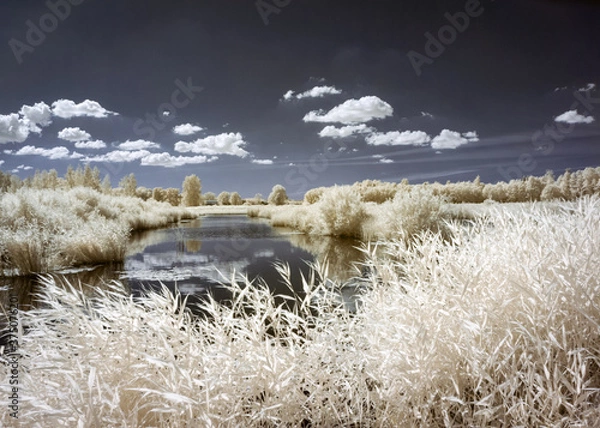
[[204, 192, 216, 201], [119, 173, 137, 197], [230, 192, 243, 205], [217, 191, 230, 205], [268, 184, 287, 205], [152, 187, 166, 202], [182, 174, 202, 206], [165, 188, 181, 206]]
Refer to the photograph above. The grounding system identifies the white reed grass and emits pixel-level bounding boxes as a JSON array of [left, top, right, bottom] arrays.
[[0, 187, 194, 275], [2, 197, 599, 426]]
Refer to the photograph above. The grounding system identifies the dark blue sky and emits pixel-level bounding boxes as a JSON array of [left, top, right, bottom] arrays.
[[1, 0, 599, 198]]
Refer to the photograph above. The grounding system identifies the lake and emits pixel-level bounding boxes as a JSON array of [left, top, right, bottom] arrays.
[[1, 215, 365, 315]]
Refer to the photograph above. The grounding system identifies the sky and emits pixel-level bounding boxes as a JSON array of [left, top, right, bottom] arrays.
[[1, 0, 599, 198]]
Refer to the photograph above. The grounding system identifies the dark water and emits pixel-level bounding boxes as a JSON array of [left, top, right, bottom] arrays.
[[0, 215, 365, 319], [123, 215, 365, 308]]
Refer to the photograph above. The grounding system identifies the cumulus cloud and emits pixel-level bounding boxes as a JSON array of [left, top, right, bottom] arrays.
[[84, 150, 151, 163], [58, 127, 91, 142], [74, 140, 106, 149], [366, 130, 431, 146], [140, 152, 216, 168], [19, 102, 52, 132], [173, 123, 204, 136], [462, 131, 479, 142], [554, 110, 595, 124], [13, 145, 71, 159], [51, 99, 118, 119], [174, 132, 249, 158], [379, 158, 394, 164], [431, 129, 476, 150], [118, 139, 160, 151], [318, 124, 374, 138], [303, 96, 393, 124], [421, 111, 434, 119], [0, 114, 31, 144], [251, 159, 273, 165], [283, 90, 295, 101]]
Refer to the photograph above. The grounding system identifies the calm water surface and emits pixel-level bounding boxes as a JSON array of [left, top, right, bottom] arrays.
[[1, 215, 365, 316]]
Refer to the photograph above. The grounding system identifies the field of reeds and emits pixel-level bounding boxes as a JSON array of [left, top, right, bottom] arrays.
[[0, 186, 194, 275], [2, 195, 599, 426]]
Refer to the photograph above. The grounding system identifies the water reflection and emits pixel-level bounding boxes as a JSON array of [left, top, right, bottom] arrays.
[[123, 216, 366, 310]]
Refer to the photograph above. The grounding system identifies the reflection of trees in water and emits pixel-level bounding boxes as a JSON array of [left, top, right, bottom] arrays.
[[1, 263, 127, 311], [287, 234, 365, 282], [185, 240, 202, 253]]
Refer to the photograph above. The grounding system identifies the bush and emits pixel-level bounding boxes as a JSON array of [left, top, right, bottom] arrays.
[[230, 192, 243, 206], [314, 185, 367, 238], [380, 187, 450, 242], [217, 191, 230, 205], [268, 184, 287, 206]]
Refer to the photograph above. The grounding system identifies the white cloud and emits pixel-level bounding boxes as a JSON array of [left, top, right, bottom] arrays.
[[14, 145, 71, 159], [431, 129, 472, 150], [118, 139, 160, 151], [379, 158, 394, 164], [578, 83, 596, 92], [252, 159, 273, 165], [51, 99, 117, 119], [462, 131, 479, 142], [84, 150, 151, 163], [58, 127, 91, 142], [303, 96, 393, 124], [0, 160, 3, 166], [296, 86, 342, 99], [173, 123, 203, 136], [19, 102, 52, 132], [554, 110, 595, 124], [421, 111, 434, 118], [283, 86, 341, 101], [74, 140, 106, 149], [0, 114, 31, 144], [174, 132, 249, 157], [318, 124, 373, 138], [366, 130, 431, 146], [140, 152, 216, 168]]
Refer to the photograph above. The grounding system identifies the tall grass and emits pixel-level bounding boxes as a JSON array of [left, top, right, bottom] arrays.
[[2, 197, 599, 425], [0, 187, 194, 275]]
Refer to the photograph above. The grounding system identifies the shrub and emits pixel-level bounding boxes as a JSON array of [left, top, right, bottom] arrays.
[[217, 191, 230, 205], [230, 192, 243, 206], [380, 187, 450, 242], [268, 184, 287, 206], [314, 185, 367, 238]]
